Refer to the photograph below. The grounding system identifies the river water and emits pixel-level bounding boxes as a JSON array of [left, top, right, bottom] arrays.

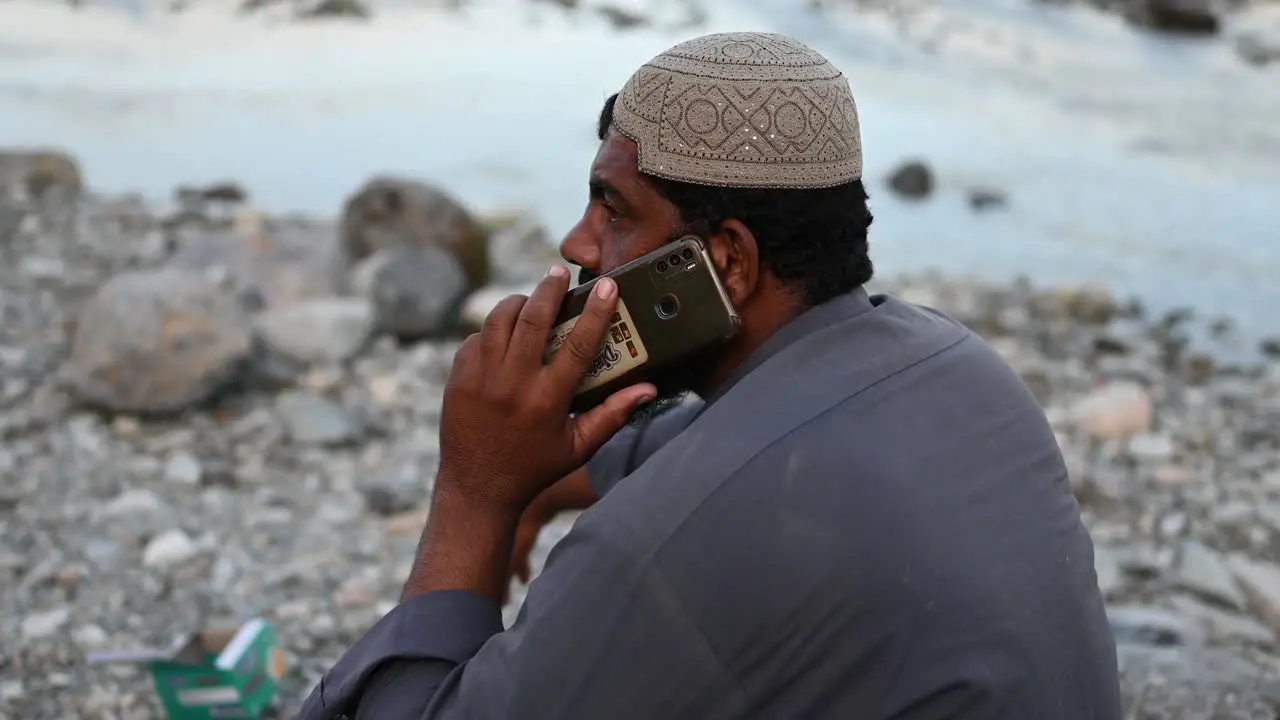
[[1, 0, 1277, 344]]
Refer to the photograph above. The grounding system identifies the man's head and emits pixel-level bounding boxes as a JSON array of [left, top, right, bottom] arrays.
[[560, 32, 874, 407]]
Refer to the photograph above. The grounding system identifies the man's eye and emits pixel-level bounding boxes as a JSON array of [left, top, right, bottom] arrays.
[[605, 206, 622, 223]]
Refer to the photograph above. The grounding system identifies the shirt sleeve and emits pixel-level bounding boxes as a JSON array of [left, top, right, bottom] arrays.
[[294, 505, 744, 720], [352, 659, 453, 720], [585, 396, 704, 497], [292, 590, 503, 720]]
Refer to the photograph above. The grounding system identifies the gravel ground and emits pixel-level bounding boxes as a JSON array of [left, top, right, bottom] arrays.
[[2, 177, 1280, 719]]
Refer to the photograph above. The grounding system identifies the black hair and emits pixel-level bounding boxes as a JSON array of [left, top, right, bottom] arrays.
[[597, 93, 874, 307]]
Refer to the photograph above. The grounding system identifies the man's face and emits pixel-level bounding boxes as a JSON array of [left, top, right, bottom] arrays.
[[560, 130, 682, 279], [559, 130, 705, 421]]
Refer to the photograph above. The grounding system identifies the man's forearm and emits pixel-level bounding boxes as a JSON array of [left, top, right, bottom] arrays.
[[403, 479, 522, 602]]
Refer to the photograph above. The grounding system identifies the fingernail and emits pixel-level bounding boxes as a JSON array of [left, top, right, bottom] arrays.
[[595, 277, 617, 300], [547, 265, 569, 278]]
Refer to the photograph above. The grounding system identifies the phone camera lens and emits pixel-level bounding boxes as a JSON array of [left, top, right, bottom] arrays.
[[655, 260, 668, 273], [682, 248, 694, 261], [655, 294, 679, 319], [669, 255, 681, 268]]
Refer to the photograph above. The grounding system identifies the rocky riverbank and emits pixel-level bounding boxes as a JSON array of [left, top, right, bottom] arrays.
[[1, 153, 1280, 718]]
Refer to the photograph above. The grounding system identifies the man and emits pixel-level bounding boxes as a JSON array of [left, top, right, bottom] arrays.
[[296, 31, 1122, 719]]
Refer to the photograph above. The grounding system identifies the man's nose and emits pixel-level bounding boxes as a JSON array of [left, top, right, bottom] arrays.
[[559, 217, 601, 281]]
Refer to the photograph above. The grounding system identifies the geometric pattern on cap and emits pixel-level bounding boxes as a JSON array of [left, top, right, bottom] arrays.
[[613, 32, 863, 189]]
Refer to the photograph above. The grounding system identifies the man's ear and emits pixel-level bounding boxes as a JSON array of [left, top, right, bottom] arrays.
[[705, 219, 760, 307]]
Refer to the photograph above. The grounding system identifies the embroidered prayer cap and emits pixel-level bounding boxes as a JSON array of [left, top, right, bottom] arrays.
[[611, 31, 862, 190]]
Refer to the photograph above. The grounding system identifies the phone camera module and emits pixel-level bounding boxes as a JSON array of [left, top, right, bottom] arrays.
[[655, 260, 668, 273], [655, 294, 680, 319], [681, 248, 694, 262]]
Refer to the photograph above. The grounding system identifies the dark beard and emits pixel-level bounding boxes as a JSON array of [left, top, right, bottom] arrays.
[[624, 342, 716, 428], [626, 390, 692, 428]]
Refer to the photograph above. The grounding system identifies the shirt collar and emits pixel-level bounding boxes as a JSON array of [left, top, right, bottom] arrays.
[[698, 286, 877, 409]]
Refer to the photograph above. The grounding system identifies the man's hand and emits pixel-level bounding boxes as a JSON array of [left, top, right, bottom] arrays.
[[505, 503, 549, 602], [436, 266, 656, 514], [505, 466, 600, 597], [402, 269, 646, 603]]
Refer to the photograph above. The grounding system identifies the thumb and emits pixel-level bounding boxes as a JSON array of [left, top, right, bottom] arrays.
[[570, 383, 657, 460]]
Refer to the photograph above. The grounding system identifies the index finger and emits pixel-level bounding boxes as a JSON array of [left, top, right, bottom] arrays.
[[548, 276, 619, 393]]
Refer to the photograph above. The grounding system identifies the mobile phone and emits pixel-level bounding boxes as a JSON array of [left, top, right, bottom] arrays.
[[544, 235, 742, 415]]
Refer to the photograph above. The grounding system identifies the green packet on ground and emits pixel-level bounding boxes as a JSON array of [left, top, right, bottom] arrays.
[[87, 618, 286, 719]]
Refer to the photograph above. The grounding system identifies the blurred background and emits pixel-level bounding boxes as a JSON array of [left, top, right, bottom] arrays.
[[1, 0, 1279, 717]]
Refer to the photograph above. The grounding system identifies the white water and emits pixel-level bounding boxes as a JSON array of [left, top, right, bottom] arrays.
[[1, 0, 1278, 341]]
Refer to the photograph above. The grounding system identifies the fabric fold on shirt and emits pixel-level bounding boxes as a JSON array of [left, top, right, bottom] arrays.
[[295, 589, 503, 719]]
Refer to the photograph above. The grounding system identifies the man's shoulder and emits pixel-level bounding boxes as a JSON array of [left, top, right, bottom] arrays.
[[586, 297, 990, 538], [589, 292, 1056, 546]]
